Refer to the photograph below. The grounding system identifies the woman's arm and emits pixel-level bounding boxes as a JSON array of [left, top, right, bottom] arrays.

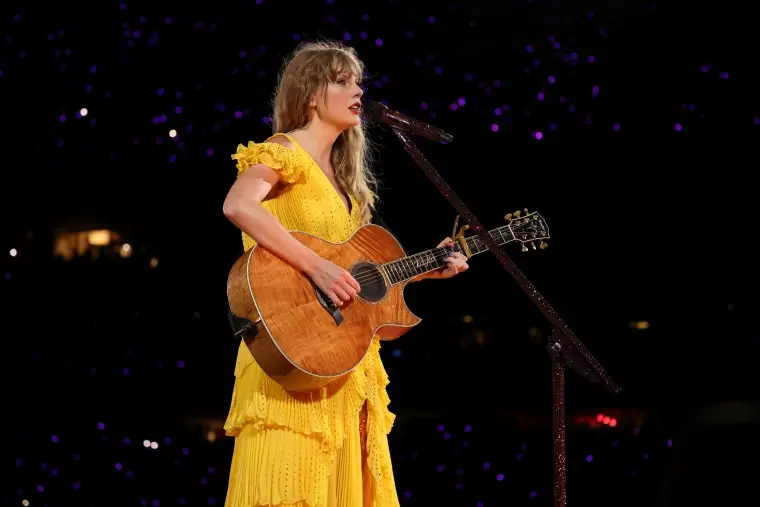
[[222, 138, 360, 307], [223, 163, 322, 275]]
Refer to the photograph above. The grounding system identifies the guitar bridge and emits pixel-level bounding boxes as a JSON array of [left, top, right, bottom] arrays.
[[311, 281, 345, 327]]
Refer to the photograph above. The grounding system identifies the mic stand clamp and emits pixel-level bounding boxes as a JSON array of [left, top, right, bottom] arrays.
[[388, 126, 620, 507]]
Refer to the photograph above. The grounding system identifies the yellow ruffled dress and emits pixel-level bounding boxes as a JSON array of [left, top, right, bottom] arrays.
[[223, 133, 399, 507]]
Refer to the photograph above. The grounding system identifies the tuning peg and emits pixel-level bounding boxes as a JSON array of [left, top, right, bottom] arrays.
[[514, 210, 521, 218], [521, 243, 529, 252], [504, 213, 512, 222], [540, 241, 548, 250]]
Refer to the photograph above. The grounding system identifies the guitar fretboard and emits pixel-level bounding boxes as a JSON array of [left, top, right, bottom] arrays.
[[381, 225, 516, 285]]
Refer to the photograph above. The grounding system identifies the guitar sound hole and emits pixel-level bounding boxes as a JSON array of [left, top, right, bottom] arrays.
[[351, 262, 387, 303]]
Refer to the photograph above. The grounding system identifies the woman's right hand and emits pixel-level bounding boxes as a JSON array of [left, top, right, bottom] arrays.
[[307, 258, 362, 307]]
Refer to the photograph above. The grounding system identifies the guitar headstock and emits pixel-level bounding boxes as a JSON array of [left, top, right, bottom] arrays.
[[505, 209, 550, 252]]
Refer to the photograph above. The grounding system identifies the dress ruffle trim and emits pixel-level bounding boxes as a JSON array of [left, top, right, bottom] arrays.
[[361, 342, 397, 503], [231, 141, 310, 184], [224, 340, 394, 443]]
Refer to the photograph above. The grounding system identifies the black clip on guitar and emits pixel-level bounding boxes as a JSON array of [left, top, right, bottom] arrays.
[[227, 307, 258, 340]]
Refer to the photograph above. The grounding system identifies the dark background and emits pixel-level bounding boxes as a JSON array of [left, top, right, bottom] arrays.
[[3, 1, 758, 506]]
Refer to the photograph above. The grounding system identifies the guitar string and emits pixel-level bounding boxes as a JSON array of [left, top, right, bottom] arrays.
[[350, 227, 536, 286], [349, 227, 529, 287], [353, 246, 462, 286], [351, 239, 472, 286], [307, 223, 544, 292]]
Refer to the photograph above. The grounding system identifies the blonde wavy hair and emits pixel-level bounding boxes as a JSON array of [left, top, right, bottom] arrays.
[[272, 40, 378, 224]]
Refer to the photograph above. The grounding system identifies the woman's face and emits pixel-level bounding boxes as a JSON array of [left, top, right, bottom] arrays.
[[314, 71, 363, 131]]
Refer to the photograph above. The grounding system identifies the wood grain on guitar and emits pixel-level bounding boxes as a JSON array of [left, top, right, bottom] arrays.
[[227, 213, 549, 392]]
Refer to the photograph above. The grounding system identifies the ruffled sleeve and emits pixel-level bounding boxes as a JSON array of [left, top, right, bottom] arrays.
[[231, 141, 309, 184]]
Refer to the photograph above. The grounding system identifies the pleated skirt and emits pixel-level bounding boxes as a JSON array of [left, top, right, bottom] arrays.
[[223, 339, 399, 507]]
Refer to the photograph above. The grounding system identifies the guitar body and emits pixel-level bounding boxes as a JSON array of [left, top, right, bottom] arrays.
[[227, 224, 421, 393]]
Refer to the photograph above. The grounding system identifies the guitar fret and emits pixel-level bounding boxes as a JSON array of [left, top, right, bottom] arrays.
[[397, 258, 406, 279], [403, 256, 415, 277], [466, 225, 514, 256], [392, 262, 403, 283], [404, 257, 416, 278], [381, 222, 527, 286]]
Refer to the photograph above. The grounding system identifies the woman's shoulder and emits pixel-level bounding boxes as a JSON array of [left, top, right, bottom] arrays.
[[235, 133, 296, 153], [263, 133, 296, 149]]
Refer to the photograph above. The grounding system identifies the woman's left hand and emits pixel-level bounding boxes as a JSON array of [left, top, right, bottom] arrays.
[[419, 237, 469, 280]]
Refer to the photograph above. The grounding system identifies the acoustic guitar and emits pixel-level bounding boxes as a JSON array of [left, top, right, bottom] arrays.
[[227, 210, 550, 392]]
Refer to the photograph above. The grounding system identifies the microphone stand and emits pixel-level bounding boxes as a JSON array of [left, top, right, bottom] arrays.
[[387, 126, 621, 507]]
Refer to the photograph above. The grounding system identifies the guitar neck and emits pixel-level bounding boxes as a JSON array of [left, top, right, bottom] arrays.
[[381, 224, 515, 285]]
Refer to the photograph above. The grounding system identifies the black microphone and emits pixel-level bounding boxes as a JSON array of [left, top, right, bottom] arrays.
[[364, 101, 453, 144]]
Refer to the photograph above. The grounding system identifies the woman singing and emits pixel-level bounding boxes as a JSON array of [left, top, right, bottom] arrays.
[[222, 40, 469, 507]]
